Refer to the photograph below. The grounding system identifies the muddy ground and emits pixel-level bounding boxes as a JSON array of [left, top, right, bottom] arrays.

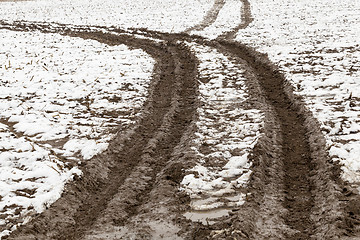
[[1, 0, 360, 239]]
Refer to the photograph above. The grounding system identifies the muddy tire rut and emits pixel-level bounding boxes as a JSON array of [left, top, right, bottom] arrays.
[[1, 28, 199, 239], [1, 0, 360, 238], [224, 41, 318, 239], [120, 28, 359, 238]]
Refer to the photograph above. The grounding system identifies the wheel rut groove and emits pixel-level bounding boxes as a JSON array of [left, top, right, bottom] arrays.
[[135, 27, 352, 237], [203, 40, 344, 239], [69, 33, 199, 240], [244, 47, 316, 238], [225, 40, 316, 237], [1, 2, 359, 237]]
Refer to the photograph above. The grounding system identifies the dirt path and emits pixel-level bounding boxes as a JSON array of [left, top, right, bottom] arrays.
[[1, 0, 360, 238]]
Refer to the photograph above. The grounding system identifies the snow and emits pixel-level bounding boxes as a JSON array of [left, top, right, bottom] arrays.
[[0, 0, 359, 233], [180, 42, 263, 211], [0, 0, 214, 32], [0, 29, 154, 237], [234, 0, 360, 188], [0, 0, 213, 236]]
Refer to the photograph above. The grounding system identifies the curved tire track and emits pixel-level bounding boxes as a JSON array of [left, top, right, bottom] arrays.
[[125, 7, 360, 238], [1, 24, 198, 240], [2, 0, 360, 237]]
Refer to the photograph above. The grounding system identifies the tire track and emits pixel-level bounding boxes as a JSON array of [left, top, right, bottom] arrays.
[[217, 0, 253, 40], [2, 0, 360, 236], [219, 44, 354, 239], [1, 24, 198, 240], [184, 0, 226, 33], [214, 41, 319, 239], [127, 17, 356, 240], [80, 38, 199, 240]]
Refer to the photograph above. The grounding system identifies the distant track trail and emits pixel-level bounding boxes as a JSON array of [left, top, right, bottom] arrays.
[[1, 0, 359, 239], [217, 0, 253, 40], [184, 0, 226, 33]]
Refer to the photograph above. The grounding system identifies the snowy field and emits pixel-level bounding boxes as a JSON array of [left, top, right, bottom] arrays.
[[0, 0, 214, 237], [0, 29, 154, 237], [0, 0, 213, 32], [0, 0, 360, 237], [234, 0, 360, 188]]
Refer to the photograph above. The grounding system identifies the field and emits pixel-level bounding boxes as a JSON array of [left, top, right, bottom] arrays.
[[0, 0, 359, 239]]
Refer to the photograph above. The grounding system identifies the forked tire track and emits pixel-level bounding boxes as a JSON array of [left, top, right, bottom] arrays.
[[1, 0, 360, 237], [127, 20, 359, 240]]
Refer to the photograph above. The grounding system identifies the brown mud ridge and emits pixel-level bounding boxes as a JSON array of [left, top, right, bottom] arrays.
[[1, 15, 360, 240]]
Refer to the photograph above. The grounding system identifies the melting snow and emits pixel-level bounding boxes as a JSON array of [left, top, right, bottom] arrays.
[[235, 0, 360, 188], [181, 42, 263, 211], [0, 29, 154, 237]]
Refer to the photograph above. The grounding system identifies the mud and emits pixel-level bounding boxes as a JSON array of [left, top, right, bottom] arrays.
[[1, 0, 360, 238]]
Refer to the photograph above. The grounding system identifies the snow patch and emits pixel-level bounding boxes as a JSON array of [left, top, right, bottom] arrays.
[[180, 42, 263, 211]]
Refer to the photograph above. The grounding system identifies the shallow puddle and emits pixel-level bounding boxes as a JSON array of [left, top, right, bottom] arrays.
[[183, 208, 231, 225]]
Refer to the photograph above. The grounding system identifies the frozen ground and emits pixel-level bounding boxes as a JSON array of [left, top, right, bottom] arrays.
[[0, 0, 213, 32], [0, 29, 154, 237], [0, 0, 215, 237], [0, 0, 360, 237], [181, 42, 263, 220], [235, 0, 360, 187]]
